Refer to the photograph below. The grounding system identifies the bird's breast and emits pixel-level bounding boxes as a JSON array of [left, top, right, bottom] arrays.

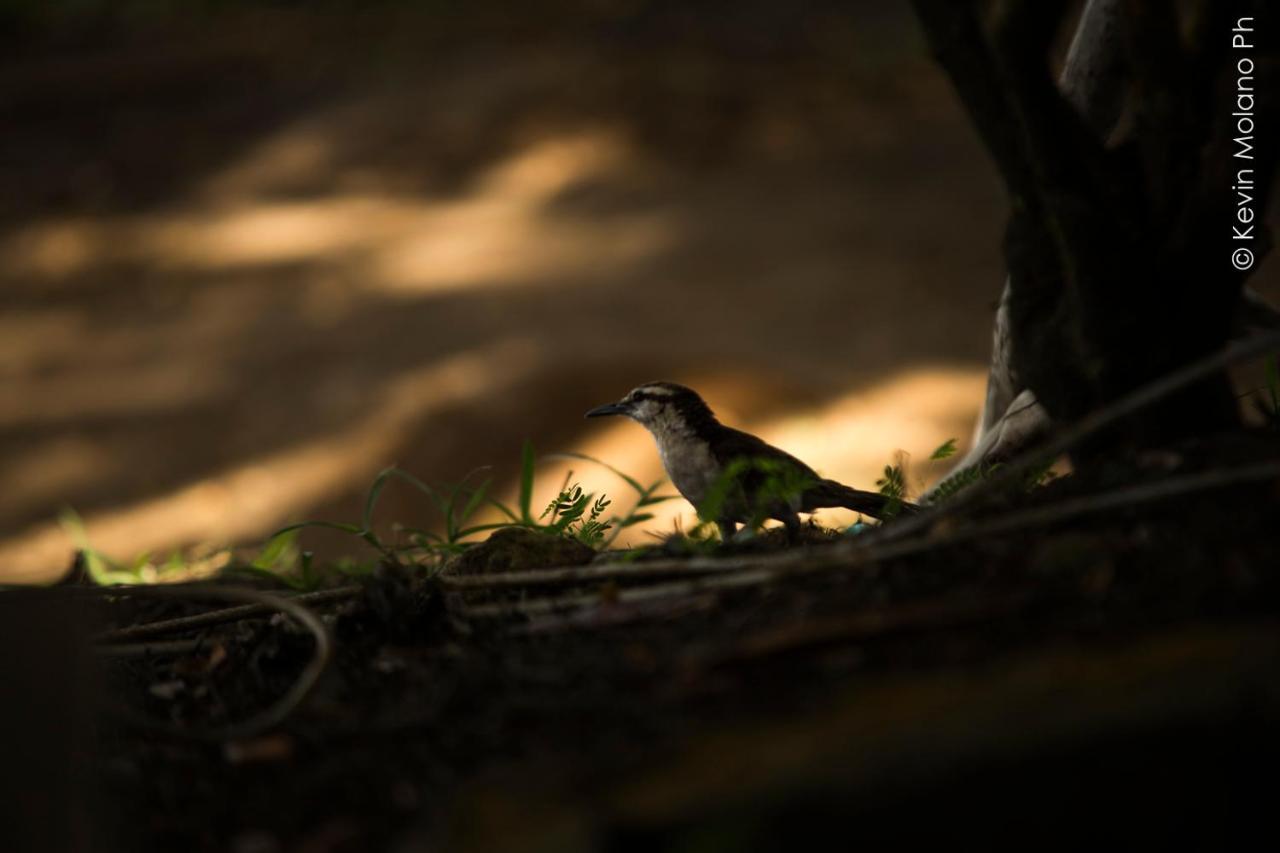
[[653, 434, 720, 507]]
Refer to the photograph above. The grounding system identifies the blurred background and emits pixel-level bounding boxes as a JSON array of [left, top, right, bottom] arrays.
[[4, 0, 1273, 582]]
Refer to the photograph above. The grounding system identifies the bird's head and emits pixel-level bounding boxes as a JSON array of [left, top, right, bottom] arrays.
[[585, 382, 716, 433]]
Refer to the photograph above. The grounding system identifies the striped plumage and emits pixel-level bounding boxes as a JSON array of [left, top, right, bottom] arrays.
[[586, 382, 911, 540]]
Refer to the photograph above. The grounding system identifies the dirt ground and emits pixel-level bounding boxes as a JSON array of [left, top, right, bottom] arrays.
[[5, 6, 1280, 852], [1, 2, 1021, 580], [7, 3, 1276, 582], [84, 430, 1280, 852]]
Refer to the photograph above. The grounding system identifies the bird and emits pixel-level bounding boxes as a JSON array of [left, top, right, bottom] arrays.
[[585, 381, 912, 541]]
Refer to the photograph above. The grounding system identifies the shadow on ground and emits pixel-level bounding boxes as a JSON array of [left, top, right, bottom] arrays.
[[3, 1, 1275, 579]]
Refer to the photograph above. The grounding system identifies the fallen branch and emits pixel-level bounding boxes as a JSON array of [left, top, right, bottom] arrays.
[[439, 554, 773, 591], [453, 459, 1280, 624]]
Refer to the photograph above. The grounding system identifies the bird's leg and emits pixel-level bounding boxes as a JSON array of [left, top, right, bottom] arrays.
[[781, 512, 802, 544], [716, 520, 737, 542]]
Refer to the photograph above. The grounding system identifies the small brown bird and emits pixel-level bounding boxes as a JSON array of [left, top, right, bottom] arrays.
[[586, 382, 911, 540]]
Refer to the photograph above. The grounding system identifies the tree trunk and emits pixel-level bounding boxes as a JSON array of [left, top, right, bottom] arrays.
[[912, 0, 1278, 460]]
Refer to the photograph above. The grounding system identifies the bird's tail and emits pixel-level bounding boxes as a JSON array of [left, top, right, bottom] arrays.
[[802, 479, 917, 520]]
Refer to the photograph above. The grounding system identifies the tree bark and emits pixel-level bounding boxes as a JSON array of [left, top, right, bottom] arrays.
[[912, 0, 1278, 461]]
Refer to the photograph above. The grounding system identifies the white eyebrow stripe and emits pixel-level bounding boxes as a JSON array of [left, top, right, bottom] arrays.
[[636, 386, 675, 397]]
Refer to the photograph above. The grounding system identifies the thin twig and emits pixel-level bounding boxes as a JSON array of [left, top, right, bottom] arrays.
[[94, 638, 205, 658], [439, 555, 768, 591], [103, 584, 337, 740], [95, 584, 362, 643]]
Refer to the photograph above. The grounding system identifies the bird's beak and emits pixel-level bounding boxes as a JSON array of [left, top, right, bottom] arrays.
[[585, 401, 629, 419]]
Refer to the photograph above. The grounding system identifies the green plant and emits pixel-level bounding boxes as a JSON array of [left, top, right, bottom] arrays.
[[541, 483, 612, 546], [930, 438, 958, 462], [929, 461, 997, 502], [264, 458, 521, 572], [926, 442, 1059, 505], [67, 442, 675, 589], [690, 456, 818, 541], [547, 452, 679, 546], [875, 453, 908, 517], [58, 509, 230, 585], [256, 442, 679, 578]]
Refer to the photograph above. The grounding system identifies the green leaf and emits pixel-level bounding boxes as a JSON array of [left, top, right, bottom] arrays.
[[930, 438, 958, 460], [637, 493, 681, 506], [454, 522, 520, 539], [269, 520, 363, 539], [58, 508, 137, 584], [611, 512, 654, 529], [485, 497, 520, 523], [545, 451, 646, 495], [518, 440, 536, 524], [253, 527, 300, 571], [457, 476, 492, 526], [402, 526, 444, 544], [362, 467, 396, 532], [442, 467, 494, 541]]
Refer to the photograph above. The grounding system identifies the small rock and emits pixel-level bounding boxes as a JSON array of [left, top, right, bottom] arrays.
[[147, 679, 185, 700], [444, 527, 595, 575]]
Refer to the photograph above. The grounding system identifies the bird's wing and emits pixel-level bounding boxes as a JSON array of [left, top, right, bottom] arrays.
[[711, 425, 819, 479], [711, 427, 912, 520]]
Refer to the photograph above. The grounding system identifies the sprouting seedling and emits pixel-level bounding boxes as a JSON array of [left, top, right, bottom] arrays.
[[58, 509, 231, 586], [546, 452, 680, 546], [930, 438, 958, 461], [59, 509, 148, 585], [265, 460, 529, 567], [876, 455, 908, 517], [541, 482, 614, 545], [890, 440, 958, 506]]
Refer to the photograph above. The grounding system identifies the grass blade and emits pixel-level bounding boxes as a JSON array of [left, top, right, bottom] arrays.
[[518, 440, 536, 524], [485, 498, 520, 523], [458, 478, 492, 525], [637, 493, 681, 506], [254, 528, 300, 571], [546, 452, 647, 495], [611, 512, 654, 530], [454, 522, 522, 539], [362, 467, 398, 532]]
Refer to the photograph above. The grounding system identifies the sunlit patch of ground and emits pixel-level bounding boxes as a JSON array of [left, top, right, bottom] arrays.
[[533, 367, 986, 545], [0, 341, 540, 583], [0, 12, 1035, 582], [2, 130, 670, 292]]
